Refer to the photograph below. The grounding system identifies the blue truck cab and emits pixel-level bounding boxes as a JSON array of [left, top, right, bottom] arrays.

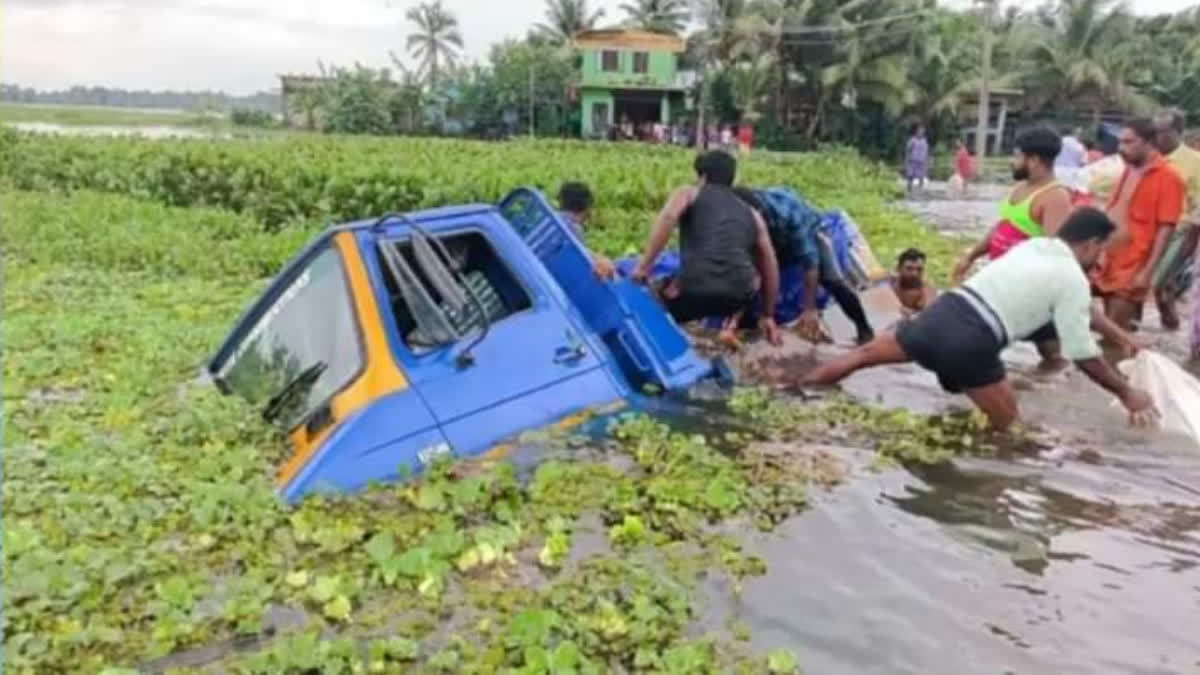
[[207, 188, 729, 504]]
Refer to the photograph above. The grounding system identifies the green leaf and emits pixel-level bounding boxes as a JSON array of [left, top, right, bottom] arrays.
[[322, 594, 352, 622], [309, 575, 340, 603], [363, 532, 396, 563], [506, 609, 560, 648], [285, 570, 310, 588], [550, 641, 583, 669], [767, 648, 799, 674]]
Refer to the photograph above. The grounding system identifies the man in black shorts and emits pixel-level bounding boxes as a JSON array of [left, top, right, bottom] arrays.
[[631, 150, 782, 345], [803, 207, 1157, 431]]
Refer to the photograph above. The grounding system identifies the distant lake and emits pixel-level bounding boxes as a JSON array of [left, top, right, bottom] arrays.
[[5, 121, 229, 139]]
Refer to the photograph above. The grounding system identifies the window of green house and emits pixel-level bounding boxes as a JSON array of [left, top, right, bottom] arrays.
[[601, 50, 619, 72], [633, 52, 649, 74]]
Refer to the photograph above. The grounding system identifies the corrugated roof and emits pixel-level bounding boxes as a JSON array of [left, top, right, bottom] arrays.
[[572, 29, 686, 52]]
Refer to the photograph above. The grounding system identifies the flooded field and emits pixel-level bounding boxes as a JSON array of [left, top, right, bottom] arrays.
[[705, 190, 1200, 674], [5, 142, 1198, 673]]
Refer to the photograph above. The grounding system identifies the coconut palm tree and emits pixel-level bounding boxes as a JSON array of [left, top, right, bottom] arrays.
[[726, 0, 819, 126], [809, 1, 923, 139], [1025, 0, 1155, 124], [727, 51, 776, 122], [388, 51, 428, 132], [405, 1, 464, 92], [903, 9, 1017, 122], [690, 0, 750, 66], [535, 0, 606, 45], [619, 0, 690, 34]]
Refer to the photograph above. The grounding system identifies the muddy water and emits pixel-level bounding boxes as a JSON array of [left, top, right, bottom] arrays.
[[716, 197, 1200, 674]]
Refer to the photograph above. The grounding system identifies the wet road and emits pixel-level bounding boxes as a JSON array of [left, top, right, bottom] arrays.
[[714, 203, 1200, 674]]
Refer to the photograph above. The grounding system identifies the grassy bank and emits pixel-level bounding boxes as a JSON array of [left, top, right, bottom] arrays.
[[2, 136, 984, 672]]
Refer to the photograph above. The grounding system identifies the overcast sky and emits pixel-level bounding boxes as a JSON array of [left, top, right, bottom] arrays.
[[4, 0, 1196, 95]]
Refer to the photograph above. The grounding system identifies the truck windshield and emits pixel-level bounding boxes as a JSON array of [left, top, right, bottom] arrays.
[[213, 246, 363, 430]]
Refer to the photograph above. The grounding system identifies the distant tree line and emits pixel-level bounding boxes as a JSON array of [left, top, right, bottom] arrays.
[[283, 0, 1200, 156], [0, 84, 280, 113], [7, 0, 1197, 156]]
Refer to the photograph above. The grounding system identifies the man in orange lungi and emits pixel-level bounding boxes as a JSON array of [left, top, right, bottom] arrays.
[[1093, 118, 1187, 332]]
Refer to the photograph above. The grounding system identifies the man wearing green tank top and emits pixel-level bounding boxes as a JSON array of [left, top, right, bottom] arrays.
[[953, 127, 1076, 371], [952, 127, 1144, 371]]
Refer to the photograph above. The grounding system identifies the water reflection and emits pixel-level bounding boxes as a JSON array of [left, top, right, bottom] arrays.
[[719, 291, 1200, 673]]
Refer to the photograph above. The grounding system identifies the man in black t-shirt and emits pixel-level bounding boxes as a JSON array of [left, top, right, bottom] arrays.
[[631, 150, 782, 345]]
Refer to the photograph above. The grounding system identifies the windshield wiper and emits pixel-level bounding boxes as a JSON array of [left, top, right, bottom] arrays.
[[261, 361, 327, 424]]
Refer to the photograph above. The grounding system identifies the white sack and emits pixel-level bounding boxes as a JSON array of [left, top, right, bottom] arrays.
[[948, 173, 965, 193], [1116, 350, 1200, 447]]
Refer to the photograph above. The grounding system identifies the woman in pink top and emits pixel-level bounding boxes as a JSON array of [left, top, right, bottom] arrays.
[[954, 140, 974, 196]]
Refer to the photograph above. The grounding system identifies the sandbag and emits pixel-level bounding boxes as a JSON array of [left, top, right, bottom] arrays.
[[1116, 350, 1200, 447], [815, 231, 852, 284], [825, 208, 888, 287]]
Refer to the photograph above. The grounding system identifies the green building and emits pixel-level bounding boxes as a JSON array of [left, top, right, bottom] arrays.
[[573, 29, 689, 138]]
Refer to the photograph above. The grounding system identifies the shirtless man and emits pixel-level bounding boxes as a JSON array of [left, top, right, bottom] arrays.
[[891, 248, 937, 316], [953, 127, 1075, 371], [632, 150, 782, 345]]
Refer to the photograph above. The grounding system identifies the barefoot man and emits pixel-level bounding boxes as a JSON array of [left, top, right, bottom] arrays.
[[1094, 118, 1186, 333], [804, 208, 1158, 431]]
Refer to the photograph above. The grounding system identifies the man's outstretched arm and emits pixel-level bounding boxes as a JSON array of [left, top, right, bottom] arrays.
[[1055, 288, 1158, 425]]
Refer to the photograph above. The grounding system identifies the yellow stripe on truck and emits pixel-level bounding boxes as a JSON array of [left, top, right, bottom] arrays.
[[277, 232, 409, 488]]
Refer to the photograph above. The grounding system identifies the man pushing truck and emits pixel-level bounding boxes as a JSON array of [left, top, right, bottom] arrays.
[[803, 207, 1159, 432]]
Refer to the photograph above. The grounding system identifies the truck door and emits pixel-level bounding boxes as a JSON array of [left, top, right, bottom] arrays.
[[364, 219, 623, 455]]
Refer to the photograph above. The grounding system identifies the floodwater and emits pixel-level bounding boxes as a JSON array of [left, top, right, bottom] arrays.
[[4, 120, 228, 139], [713, 192, 1200, 674], [896, 180, 1012, 238], [149, 184, 1199, 673]]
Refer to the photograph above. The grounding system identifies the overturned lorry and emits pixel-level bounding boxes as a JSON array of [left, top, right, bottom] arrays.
[[207, 188, 731, 504]]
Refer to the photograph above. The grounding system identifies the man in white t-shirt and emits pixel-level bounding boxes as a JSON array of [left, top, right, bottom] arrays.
[[803, 207, 1157, 431], [1056, 127, 1088, 190]]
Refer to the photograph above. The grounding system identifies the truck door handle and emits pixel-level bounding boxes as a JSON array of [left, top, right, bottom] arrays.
[[553, 343, 587, 364], [554, 328, 587, 364]]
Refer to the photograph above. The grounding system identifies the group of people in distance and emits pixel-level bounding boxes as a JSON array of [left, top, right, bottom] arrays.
[[560, 112, 1200, 432]]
